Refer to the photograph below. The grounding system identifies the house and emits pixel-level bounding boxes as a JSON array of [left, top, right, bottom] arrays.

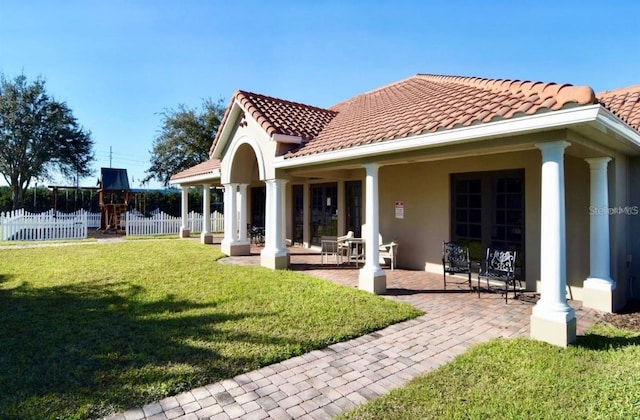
[[170, 74, 640, 347]]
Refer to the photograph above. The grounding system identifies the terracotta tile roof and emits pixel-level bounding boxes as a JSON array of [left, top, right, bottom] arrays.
[[285, 74, 598, 158], [209, 90, 336, 155], [170, 158, 220, 181], [597, 85, 640, 132]]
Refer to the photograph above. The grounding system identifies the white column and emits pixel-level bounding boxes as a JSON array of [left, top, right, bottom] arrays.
[[359, 163, 386, 294], [221, 183, 238, 254], [238, 184, 249, 244], [261, 179, 289, 269], [583, 157, 616, 311], [200, 184, 213, 244], [180, 185, 190, 238], [531, 141, 576, 346]]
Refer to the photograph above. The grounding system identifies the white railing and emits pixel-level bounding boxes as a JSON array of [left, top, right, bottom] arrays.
[[125, 210, 224, 236], [0, 209, 90, 241]]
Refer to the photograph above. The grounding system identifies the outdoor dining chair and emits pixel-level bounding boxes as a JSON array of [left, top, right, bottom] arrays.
[[477, 248, 517, 303], [442, 241, 472, 290]]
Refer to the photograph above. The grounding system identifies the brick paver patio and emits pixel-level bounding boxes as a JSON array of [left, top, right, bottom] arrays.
[[106, 244, 601, 420]]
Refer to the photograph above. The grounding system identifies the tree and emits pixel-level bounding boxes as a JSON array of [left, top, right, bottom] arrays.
[[0, 73, 94, 209], [144, 98, 226, 186]]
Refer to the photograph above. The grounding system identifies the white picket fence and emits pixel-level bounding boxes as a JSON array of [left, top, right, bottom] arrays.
[[125, 210, 224, 236], [1, 209, 225, 241], [0, 209, 91, 241]]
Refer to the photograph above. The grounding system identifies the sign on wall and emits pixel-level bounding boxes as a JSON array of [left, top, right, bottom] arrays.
[[395, 201, 404, 219]]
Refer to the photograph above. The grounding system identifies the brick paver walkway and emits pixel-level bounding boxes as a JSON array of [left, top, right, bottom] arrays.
[[106, 245, 601, 420]]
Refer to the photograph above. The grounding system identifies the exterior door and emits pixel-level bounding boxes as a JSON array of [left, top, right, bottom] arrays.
[[451, 169, 525, 278], [345, 180, 362, 237], [292, 184, 304, 245], [310, 183, 338, 246]]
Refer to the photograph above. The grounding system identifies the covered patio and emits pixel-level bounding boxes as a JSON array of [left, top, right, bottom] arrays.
[[216, 240, 600, 338]]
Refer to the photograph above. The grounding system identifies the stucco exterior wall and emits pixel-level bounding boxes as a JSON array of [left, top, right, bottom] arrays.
[[564, 155, 590, 301], [376, 150, 543, 289], [373, 149, 590, 297], [610, 154, 631, 308]]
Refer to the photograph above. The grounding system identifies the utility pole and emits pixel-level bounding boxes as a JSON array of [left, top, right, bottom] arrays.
[[110, 146, 112, 168]]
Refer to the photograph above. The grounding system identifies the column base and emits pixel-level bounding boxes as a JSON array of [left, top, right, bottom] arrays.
[[530, 306, 577, 347], [583, 278, 616, 313], [358, 266, 387, 294], [180, 228, 191, 238], [221, 240, 251, 256], [260, 248, 290, 269], [200, 232, 213, 244]]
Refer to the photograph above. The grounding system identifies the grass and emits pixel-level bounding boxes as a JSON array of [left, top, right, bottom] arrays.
[[340, 323, 640, 419], [0, 240, 422, 419]]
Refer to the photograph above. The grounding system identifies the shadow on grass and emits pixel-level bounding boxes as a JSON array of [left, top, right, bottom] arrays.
[[0, 280, 295, 419], [0, 273, 11, 284], [577, 332, 640, 350]]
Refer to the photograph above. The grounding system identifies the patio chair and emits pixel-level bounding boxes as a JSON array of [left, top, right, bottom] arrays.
[[336, 231, 354, 264], [442, 241, 472, 291], [379, 239, 398, 270], [320, 236, 340, 265], [477, 248, 517, 303]]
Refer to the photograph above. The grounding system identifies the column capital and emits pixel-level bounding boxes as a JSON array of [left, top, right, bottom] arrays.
[[535, 140, 571, 155], [585, 156, 612, 170], [362, 162, 381, 171], [264, 178, 288, 185]]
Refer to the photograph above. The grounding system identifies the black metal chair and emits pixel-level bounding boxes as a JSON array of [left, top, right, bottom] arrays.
[[442, 242, 472, 291], [477, 248, 517, 303], [249, 225, 265, 246]]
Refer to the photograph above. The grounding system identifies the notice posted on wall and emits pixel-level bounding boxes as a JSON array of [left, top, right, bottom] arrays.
[[395, 201, 404, 219]]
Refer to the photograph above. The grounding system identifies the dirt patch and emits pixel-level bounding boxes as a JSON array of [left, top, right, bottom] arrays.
[[598, 300, 640, 333]]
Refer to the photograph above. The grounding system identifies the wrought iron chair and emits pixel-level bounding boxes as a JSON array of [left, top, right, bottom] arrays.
[[477, 248, 517, 303], [442, 242, 472, 290]]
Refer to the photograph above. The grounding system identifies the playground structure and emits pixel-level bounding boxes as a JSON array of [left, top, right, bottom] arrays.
[[98, 168, 131, 232]]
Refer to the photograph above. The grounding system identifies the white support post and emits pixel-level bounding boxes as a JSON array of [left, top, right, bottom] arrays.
[[359, 163, 386, 294], [261, 179, 289, 269], [200, 184, 213, 244], [583, 157, 616, 312], [180, 185, 190, 238], [221, 183, 239, 255], [531, 141, 576, 347], [238, 184, 249, 244]]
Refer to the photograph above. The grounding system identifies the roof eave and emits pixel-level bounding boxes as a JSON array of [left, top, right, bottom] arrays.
[[273, 105, 604, 168], [211, 100, 243, 159], [169, 169, 221, 186], [593, 107, 640, 151]]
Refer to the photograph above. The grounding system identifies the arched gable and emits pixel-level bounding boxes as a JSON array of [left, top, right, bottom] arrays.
[[221, 134, 266, 184]]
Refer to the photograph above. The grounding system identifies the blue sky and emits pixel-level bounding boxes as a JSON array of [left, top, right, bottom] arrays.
[[1, 0, 639, 189]]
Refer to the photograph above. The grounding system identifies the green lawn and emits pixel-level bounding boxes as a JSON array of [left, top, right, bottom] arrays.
[[0, 240, 421, 419], [341, 323, 640, 419]]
